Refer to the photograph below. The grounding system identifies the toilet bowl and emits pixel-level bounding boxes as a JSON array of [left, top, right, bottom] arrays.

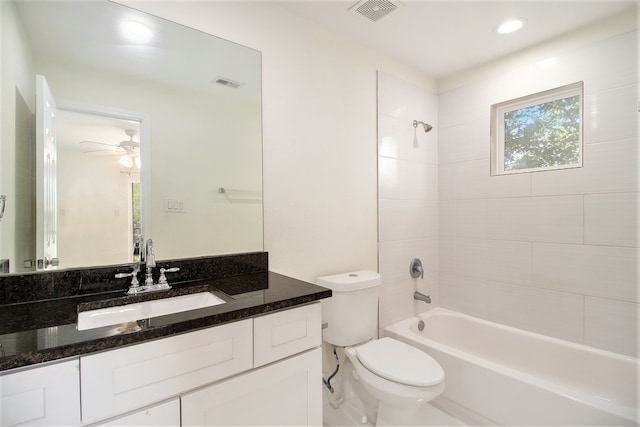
[[318, 271, 445, 426], [342, 338, 445, 425]]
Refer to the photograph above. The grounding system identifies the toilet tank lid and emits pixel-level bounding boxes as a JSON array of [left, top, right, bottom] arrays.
[[316, 270, 381, 291]]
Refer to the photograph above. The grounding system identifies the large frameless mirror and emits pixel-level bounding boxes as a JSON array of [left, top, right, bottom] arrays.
[[0, 0, 263, 275]]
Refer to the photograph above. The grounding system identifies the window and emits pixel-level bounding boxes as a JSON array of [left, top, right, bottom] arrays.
[[131, 182, 141, 240], [490, 82, 583, 175]]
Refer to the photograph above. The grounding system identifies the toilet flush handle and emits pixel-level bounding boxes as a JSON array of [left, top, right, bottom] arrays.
[[410, 258, 424, 279]]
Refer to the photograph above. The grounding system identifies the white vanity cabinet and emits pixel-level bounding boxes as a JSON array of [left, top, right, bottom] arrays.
[[0, 302, 323, 427], [80, 319, 253, 424], [182, 303, 323, 426], [0, 359, 81, 426]]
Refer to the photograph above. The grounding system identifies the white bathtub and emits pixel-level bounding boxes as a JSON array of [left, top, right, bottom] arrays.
[[385, 308, 639, 426]]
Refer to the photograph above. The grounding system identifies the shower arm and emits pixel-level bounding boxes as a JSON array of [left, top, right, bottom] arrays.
[[413, 120, 433, 133]]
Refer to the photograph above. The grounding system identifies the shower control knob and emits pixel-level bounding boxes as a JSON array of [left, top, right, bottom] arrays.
[[410, 258, 424, 279]]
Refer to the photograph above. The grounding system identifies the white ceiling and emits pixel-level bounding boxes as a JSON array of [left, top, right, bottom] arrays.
[[16, 1, 261, 102], [276, 0, 637, 80]]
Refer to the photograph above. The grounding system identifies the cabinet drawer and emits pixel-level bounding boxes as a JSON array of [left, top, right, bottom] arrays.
[[253, 303, 321, 367], [93, 399, 180, 426], [0, 359, 81, 426], [80, 319, 252, 424]]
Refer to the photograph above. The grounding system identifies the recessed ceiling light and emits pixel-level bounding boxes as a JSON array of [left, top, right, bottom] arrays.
[[121, 20, 153, 44], [497, 18, 524, 35]]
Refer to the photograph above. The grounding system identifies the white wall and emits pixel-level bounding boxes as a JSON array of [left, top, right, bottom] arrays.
[[438, 29, 638, 357], [122, 1, 435, 283], [377, 71, 438, 336]]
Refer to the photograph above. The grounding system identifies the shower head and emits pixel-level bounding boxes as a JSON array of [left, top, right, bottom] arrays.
[[413, 120, 433, 133]]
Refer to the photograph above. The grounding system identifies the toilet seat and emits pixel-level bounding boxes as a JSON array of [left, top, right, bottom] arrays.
[[356, 337, 444, 387]]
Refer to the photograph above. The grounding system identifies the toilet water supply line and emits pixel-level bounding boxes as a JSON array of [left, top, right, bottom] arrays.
[[322, 346, 340, 393]]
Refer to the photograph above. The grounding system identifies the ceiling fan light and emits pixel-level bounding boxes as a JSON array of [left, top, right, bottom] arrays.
[[119, 155, 134, 168], [134, 156, 141, 169]]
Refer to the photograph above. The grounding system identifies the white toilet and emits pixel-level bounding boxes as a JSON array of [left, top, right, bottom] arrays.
[[318, 270, 445, 426]]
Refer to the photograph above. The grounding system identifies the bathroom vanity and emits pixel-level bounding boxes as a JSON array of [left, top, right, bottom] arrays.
[[0, 2, 319, 423], [0, 253, 331, 426]]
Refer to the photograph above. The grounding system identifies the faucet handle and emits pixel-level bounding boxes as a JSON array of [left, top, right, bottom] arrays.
[[116, 265, 142, 294], [115, 264, 140, 279], [158, 267, 180, 287]]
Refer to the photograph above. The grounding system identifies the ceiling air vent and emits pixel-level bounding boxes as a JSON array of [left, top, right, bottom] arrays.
[[214, 77, 243, 89], [349, 0, 402, 23]]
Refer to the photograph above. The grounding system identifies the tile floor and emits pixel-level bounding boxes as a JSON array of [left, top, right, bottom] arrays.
[[323, 398, 467, 427]]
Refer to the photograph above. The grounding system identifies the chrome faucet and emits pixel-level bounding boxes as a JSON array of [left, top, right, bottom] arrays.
[[414, 291, 431, 304], [117, 239, 178, 294], [144, 239, 155, 287]]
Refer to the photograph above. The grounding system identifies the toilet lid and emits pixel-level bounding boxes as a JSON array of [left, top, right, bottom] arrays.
[[356, 337, 444, 387]]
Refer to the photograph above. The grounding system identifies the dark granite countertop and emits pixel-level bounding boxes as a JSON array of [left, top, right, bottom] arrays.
[[0, 272, 331, 372]]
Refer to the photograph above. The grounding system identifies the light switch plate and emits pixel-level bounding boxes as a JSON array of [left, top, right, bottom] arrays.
[[165, 198, 186, 213]]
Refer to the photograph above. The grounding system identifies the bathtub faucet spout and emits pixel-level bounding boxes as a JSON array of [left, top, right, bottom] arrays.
[[414, 291, 431, 304]]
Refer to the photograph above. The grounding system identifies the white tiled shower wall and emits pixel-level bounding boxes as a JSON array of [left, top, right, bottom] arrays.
[[377, 71, 439, 337], [438, 30, 638, 357]]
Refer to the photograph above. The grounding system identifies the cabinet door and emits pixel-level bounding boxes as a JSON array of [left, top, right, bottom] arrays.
[[81, 319, 252, 424], [92, 399, 179, 426], [182, 347, 322, 426], [0, 359, 81, 426], [254, 303, 321, 367]]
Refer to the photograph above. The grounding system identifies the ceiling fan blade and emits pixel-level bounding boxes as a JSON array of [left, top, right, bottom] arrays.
[[80, 140, 119, 149], [84, 149, 122, 156]]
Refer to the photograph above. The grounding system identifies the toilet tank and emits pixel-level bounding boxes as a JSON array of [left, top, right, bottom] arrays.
[[317, 270, 381, 347]]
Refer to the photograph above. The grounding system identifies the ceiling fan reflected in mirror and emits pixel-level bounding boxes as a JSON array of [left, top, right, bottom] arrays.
[[81, 128, 141, 169]]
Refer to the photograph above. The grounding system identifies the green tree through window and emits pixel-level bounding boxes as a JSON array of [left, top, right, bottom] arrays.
[[491, 82, 583, 175], [132, 182, 141, 240], [503, 95, 581, 171]]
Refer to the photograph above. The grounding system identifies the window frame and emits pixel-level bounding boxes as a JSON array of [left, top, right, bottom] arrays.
[[490, 81, 584, 176]]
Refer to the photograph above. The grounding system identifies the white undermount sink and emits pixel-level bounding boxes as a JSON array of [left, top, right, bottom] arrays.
[[77, 292, 226, 331]]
